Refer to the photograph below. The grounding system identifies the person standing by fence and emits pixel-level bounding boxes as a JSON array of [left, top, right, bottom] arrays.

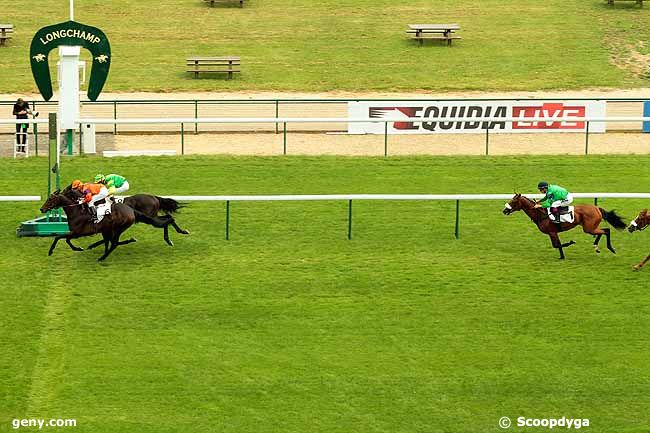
[[12, 98, 30, 153]]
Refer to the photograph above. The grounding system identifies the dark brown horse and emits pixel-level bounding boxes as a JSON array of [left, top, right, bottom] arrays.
[[627, 209, 649, 270], [62, 185, 190, 247], [40, 189, 170, 261], [503, 194, 627, 259], [121, 194, 190, 246]]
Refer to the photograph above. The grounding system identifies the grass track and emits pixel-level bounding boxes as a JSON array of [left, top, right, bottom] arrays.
[[2, 0, 650, 92], [1, 155, 649, 433]]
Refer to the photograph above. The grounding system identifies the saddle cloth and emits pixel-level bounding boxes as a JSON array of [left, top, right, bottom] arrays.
[[95, 202, 112, 223], [548, 206, 575, 223]]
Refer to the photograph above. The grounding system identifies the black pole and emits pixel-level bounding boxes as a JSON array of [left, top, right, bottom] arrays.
[[225, 200, 230, 240], [347, 200, 353, 240]]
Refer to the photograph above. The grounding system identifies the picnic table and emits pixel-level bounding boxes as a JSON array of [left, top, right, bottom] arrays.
[[407, 24, 461, 46], [607, 0, 643, 5], [204, 0, 244, 7], [186, 56, 241, 79], [0, 24, 13, 47]]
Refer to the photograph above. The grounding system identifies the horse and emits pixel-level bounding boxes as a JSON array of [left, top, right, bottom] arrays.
[[61, 186, 190, 247], [627, 209, 649, 270], [121, 194, 190, 246], [40, 189, 171, 261], [502, 193, 627, 259]]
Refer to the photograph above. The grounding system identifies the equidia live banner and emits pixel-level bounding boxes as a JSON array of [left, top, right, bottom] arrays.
[[347, 100, 607, 134]]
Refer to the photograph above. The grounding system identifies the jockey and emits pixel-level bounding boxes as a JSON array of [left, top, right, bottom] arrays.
[[94, 173, 129, 197], [71, 179, 109, 222], [533, 181, 573, 224]]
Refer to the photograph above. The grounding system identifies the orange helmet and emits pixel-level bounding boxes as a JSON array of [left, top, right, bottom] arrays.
[[71, 179, 83, 190]]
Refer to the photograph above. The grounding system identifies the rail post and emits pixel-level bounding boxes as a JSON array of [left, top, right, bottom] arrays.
[[347, 199, 353, 240], [194, 100, 198, 134], [283, 122, 287, 155], [384, 122, 388, 157], [454, 200, 460, 239], [113, 101, 117, 135], [225, 200, 230, 240], [181, 122, 185, 155], [584, 121, 590, 155], [32, 101, 39, 155], [485, 127, 489, 156]]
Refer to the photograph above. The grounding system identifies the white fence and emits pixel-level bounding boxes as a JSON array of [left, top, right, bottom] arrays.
[[3, 116, 650, 156], [5, 193, 648, 239]]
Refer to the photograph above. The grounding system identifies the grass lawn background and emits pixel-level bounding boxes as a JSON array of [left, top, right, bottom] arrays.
[[1, 0, 650, 93]]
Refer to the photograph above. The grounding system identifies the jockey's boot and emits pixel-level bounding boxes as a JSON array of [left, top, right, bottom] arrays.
[[90, 206, 99, 223], [552, 207, 562, 225]]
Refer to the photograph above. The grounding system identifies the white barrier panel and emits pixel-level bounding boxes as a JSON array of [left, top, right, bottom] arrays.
[[348, 100, 608, 134], [0, 196, 41, 201]]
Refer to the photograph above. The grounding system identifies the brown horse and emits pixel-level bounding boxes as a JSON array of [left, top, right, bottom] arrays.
[[627, 209, 649, 270], [40, 189, 171, 261], [502, 194, 627, 259]]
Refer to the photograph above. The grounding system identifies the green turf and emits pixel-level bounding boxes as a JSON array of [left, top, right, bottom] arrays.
[[1, 155, 649, 433], [2, 0, 650, 93]]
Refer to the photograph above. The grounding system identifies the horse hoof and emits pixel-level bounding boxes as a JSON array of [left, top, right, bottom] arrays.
[[183, 230, 190, 235], [166, 240, 174, 247]]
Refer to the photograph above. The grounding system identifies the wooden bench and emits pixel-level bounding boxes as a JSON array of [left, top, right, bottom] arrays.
[[186, 56, 241, 79], [607, 0, 643, 5], [204, 0, 244, 7], [0, 24, 13, 47], [407, 24, 461, 46]]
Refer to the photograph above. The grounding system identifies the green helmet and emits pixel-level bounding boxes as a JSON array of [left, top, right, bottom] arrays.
[[94, 174, 106, 183]]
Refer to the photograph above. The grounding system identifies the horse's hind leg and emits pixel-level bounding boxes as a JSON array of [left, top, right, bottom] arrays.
[[633, 254, 650, 271], [593, 234, 603, 253], [167, 216, 190, 235], [164, 223, 176, 247], [603, 228, 616, 254]]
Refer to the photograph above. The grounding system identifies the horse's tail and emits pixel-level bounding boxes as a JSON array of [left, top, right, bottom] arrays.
[[600, 208, 627, 230], [133, 209, 170, 228], [157, 196, 184, 214]]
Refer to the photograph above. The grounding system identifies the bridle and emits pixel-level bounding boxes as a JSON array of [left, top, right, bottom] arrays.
[[630, 215, 649, 231]]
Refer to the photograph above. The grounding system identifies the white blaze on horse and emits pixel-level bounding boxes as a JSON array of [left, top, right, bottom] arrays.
[[627, 209, 649, 271]]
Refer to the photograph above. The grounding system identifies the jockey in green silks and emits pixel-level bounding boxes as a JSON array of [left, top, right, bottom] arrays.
[[533, 181, 573, 224], [94, 173, 130, 196]]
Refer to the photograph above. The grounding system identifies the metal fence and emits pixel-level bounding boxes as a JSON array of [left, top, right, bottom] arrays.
[[1, 97, 648, 136]]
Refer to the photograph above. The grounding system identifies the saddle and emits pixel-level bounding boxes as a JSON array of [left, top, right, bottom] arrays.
[[547, 206, 574, 223]]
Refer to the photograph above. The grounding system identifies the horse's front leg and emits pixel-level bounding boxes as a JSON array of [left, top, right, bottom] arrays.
[[549, 232, 565, 260], [65, 235, 84, 252], [633, 254, 650, 271], [48, 235, 66, 256]]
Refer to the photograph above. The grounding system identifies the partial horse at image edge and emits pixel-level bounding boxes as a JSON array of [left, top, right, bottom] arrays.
[[627, 209, 649, 271]]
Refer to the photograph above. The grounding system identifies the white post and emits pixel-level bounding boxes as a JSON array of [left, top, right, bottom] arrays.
[[58, 45, 80, 154], [70, 0, 74, 20]]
